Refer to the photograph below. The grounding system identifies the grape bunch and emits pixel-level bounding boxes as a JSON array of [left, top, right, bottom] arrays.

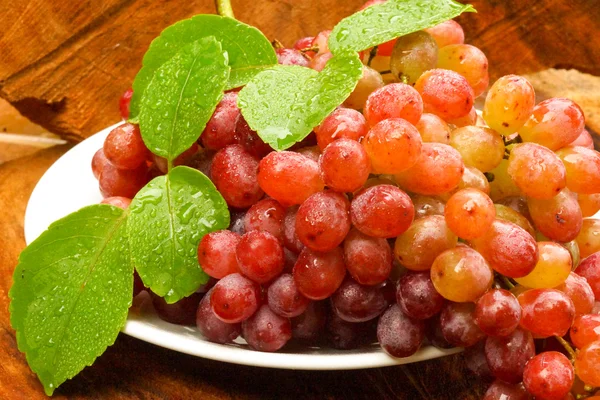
[[93, 1, 600, 398]]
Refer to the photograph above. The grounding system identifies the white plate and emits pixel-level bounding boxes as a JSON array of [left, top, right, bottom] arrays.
[[24, 123, 461, 370]]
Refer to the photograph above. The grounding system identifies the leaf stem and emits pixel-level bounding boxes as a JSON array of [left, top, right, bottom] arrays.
[[167, 159, 174, 172], [214, 0, 235, 19], [555, 336, 577, 362]]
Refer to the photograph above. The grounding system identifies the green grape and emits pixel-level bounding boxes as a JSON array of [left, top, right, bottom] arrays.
[[483, 75, 535, 136], [449, 126, 505, 172], [437, 44, 489, 97], [514, 242, 572, 288], [390, 31, 438, 85]]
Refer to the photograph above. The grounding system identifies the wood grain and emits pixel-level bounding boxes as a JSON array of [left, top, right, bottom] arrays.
[[1, 0, 599, 141]]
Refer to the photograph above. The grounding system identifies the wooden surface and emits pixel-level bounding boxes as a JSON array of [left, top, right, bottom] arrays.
[[0, 0, 600, 398]]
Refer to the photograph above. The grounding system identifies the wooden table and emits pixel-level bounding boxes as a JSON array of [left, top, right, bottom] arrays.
[[0, 0, 599, 398]]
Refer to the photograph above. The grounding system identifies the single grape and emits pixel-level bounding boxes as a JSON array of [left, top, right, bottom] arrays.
[[344, 65, 385, 110], [350, 184, 415, 238], [425, 314, 454, 349], [519, 98, 585, 150], [571, 314, 600, 349], [484, 327, 535, 383], [98, 163, 149, 199], [394, 215, 457, 271], [201, 92, 240, 150], [331, 277, 388, 322], [575, 341, 600, 386], [523, 351, 574, 400], [515, 242, 572, 289], [450, 166, 491, 196], [314, 107, 368, 150], [518, 289, 575, 337], [437, 44, 489, 97], [508, 143, 567, 199], [410, 194, 446, 219], [415, 113, 451, 144], [320, 139, 371, 193], [528, 189, 583, 243], [198, 230, 241, 279], [100, 196, 131, 209], [267, 273, 310, 318], [483, 75, 535, 136], [258, 151, 324, 206], [308, 52, 333, 71], [395, 143, 465, 195], [470, 219, 538, 278], [276, 48, 309, 67], [295, 191, 351, 252], [424, 20, 465, 48], [293, 247, 346, 300], [291, 301, 327, 341], [396, 272, 445, 319], [557, 272, 593, 316], [449, 126, 504, 172], [389, 31, 438, 85], [234, 115, 272, 158], [445, 189, 496, 239], [377, 304, 425, 358], [236, 231, 284, 284], [119, 87, 133, 119], [489, 159, 522, 201], [464, 341, 494, 381], [575, 251, 600, 299], [91, 148, 109, 180], [556, 146, 600, 194], [311, 30, 331, 55], [343, 228, 392, 285], [431, 246, 493, 302], [242, 305, 292, 352], [414, 69, 474, 120], [578, 193, 600, 217], [474, 289, 521, 337], [210, 273, 260, 323], [211, 144, 263, 209], [151, 292, 202, 326], [569, 129, 595, 149], [196, 290, 241, 344], [282, 207, 304, 254], [439, 302, 485, 347], [363, 118, 422, 174], [102, 123, 148, 170], [364, 83, 423, 126], [243, 198, 285, 242]]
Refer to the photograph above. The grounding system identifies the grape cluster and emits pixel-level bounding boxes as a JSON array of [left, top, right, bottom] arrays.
[[95, 2, 600, 398]]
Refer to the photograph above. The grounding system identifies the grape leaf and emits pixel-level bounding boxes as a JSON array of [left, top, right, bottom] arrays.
[[139, 37, 230, 162], [238, 52, 363, 151], [129, 15, 277, 121], [328, 0, 476, 54], [128, 166, 229, 304], [9, 205, 132, 395]]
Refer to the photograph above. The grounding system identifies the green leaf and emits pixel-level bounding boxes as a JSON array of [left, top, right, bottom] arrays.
[[238, 52, 363, 151], [128, 166, 230, 303], [328, 0, 476, 54], [129, 15, 277, 121], [138, 37, 230, 162], [9, 205, 132, 395]]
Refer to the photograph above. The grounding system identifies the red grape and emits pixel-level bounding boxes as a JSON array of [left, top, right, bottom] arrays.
[[196, 290, 241, 344], [99, 162, 149, 199], [236, 231, 284, 284], [243, 198, 285, 242], [508, 143, 567, 199], [119, 87, 133, 119], [523, 351, 574, 400], [276, 48, 309, 67], [437, 44, 489, 97], [483, 380, 531, 400], [464, 341, 494, 381], [528, 189, 582, 243], [439, 302, 485, 347], [331, 277, 389, 322], [556, 146, 600, 195], [396, 272, 445, 319], [377, 304, 425, 358], [291, 301, 327, 341], [364, 83, 423, 126], [151, 292, 202, 326], [211, 144, 263, 209], [518, 289, 575, 337], [326, 312, 373, 350], [575, 340, 600, 387], [319, 139, 371, 193], [242, 305, 292, 352], [315, 107, 368, 150], [415, 113, 451, 144], [363, 118, 422, 174], [100, 196, 131, 209], [234, 115, 272, 158], [210, 273, 260, 323], [485, 327, 535, 383], [257, 151, 324, 206], [198, 230, 241, 279], [411, 194, 445, 219], [343, 228, 392, 285], [293, 247, 346, 300], [201, 92, 240, 150], [414, 69, 474, 120], [424, 20, 465, 48], [571, 314, 600, 349], [282, 207, 304, 254], [92, 148, 109, 179], [576, 252, 600, 299], [445, 189, 496, 239], [350, 184, 415, 238], [267, 273, 310, 318], [556, 272, 595, 316], [474, 289, 521, 337], [103, 123, 148, 170]]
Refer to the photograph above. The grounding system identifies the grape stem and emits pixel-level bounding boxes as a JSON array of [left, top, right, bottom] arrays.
[[367, 46, 378, 66], [503, 135, 523, 146], [498, 275, 515, 290], [214, 0, 235, 19], [555, 336, 577, 362]]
